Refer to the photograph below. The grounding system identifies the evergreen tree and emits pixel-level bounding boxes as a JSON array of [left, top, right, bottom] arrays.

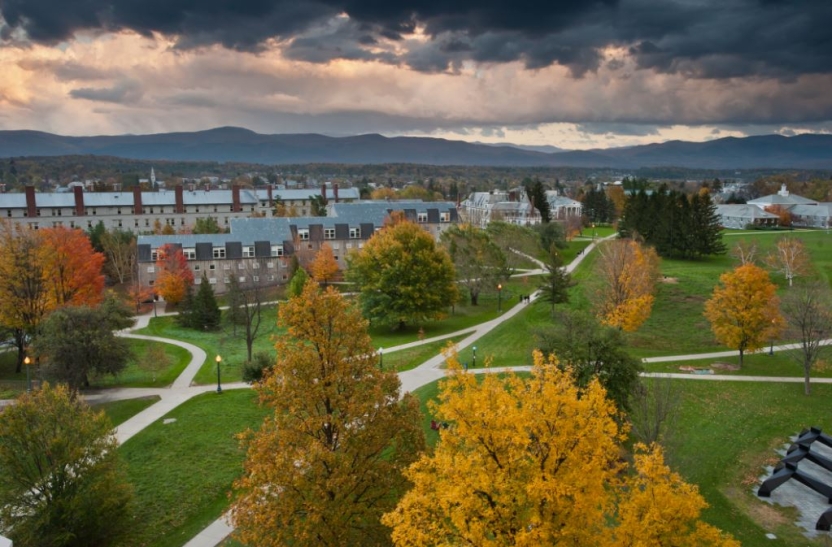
[[192, 273, 221, 330], [525, 178, 551, 223], [691, 191, 727, 257], [538, 246, 572, 315], [287, 266, 309, 298]]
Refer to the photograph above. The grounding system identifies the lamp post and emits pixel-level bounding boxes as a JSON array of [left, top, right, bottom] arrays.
[[472, 346, 477, 369], [215, 355, 223, 394], [24, 356, 32, 392], [497, 283, 503, 313], [379, 347, 384, 370], [592, 223, 597, 241], [769, 319, 776, 356]]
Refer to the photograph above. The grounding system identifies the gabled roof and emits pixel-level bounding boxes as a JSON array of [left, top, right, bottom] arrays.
[[715, 204, 779, 219]]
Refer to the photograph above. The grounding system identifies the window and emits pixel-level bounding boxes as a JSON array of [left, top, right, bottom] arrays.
[[331, 242, 340, 250], [298, 229, 309, 240], [440, 212, 450, 222], [282, 274, 289, 280], [145, 219, 150, 227], [223, 264, 231, 270], [268, 275, 275, 282], [349, 227, 361, 239], [324, 228, 335, 240], [271, 245, 283, 257], [417, 212, 428, 223], [223, 277, 230, 284], [252, 262, 260, 269], [346, 242, 353, 249], [267, 262, 274, 268], [239, 276, 246, 283], [147, 266, 155, 273], [151, 251, 159, 261], [209, 277, 217, 284], [70, 221, 76, 228], [194, 264, 201, 271], [238, 263, 245, 270], [194, 277, 201, 284], [253, 276, 259, 282], [243, 246, 255, 258], [213, 248, 226, 259], [209, 264, 216, 270], [183, 248, 196, 260]]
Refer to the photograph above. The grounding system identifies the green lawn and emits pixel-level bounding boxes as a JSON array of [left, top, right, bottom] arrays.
[[411, 374, 832, 546], [93, 395, 162, 426], [119, 389, 268, 547], [0, 339, 191, 394], [384, 334, 471, 372], [643, 350, 832, 378]]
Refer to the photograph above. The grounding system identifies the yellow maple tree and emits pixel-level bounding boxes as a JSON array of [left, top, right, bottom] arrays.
[[231, 281, 424, 546], [383, 350, 737, 547], [310, 242, 340, 286], [594, 239, 660, 331], [704, 263, 783, 367]]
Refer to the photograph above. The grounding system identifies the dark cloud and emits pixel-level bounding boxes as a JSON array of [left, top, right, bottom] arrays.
[[69, 79, 143, 104], [576, 123, 660, 136], [2, 0, 831, 81]]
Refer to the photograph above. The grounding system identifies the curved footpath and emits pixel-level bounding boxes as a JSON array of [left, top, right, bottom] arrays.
[[8, 234, 830, 546]]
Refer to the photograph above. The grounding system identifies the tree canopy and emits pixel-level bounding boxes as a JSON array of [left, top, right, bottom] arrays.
[[0, 383, 133, 547], [154, 243, 194, 306], [594, 239, 660, 332], [704, 263, 783, 367], [382, 351, 737, 547], [232, 282, 424, 546], [347, 219, 459, 329], [441, 224, 508, 306]]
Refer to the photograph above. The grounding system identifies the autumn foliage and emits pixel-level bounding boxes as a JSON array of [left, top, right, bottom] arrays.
[[310, 242, 340, 286], [232, 282, 424, 546], [154, 244, 194, 305], [704, 263, 783, 367], [40, 226, 106, 308], [594, 239, 660, 332], [382, 350, 738, 547]]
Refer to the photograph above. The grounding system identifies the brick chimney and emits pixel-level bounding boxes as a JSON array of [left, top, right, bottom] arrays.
[[73, 185, 85, 216], [321, 184, 327, 203], [232, 185, 241, 212], [267, 185, 273, 207], [334, 183, 339, 203], [25, 185, 36, 218], [133, 186, 143, 215], [175, 185, 184, 214]]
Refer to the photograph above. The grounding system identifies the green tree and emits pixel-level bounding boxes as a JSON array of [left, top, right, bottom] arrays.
[[310, 194, 328, 216], [0, 383, 133, 547], [232, 282, 425, 546], [441, 224, 508, 305], [190, 274, 221, 330], [193, 217, 223, 234], [34, 306, 132, 391], [524, 178, 551, 222], [347, 218, 459, 329], [287, 265, 310, 298], [535, 310, 641, 411], [538, 245, 572, 315]]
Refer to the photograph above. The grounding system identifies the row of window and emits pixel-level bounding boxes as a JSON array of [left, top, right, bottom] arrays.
[[147, 260, 287, 274]]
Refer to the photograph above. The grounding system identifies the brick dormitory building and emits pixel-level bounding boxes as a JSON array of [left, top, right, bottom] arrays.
[[136, 201, 460, 294]]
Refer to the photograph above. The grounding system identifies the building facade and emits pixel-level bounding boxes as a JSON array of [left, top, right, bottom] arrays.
[[0, 184, 359, 232], [137, 201, 459, 294]]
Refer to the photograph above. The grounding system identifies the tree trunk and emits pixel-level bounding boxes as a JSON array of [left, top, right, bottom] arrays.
[[14, 329, 26, 374], [738, 348, 744, 368], [805, 362, 812, 396], [470, 289, 479, 306]]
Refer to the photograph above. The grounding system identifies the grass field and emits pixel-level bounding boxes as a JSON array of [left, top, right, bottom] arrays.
[[119, 389, 268, 547], [93, 395, 162, 426], [0, 339, 191, 394]]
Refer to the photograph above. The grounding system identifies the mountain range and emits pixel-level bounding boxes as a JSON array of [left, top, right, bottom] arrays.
[[1, 127, 831, 169]]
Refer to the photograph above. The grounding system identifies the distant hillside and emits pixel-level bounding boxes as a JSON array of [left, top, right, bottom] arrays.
[[1, 127, 831, 169]]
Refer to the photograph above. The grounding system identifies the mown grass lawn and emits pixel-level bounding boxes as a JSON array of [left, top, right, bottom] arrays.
[[411, 374, 832, 547], [94, 395, 162, 426], [119, 389, 267, 547], [0, 339, 191, 394]]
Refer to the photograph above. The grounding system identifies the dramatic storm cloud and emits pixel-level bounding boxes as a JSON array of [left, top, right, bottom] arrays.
[[1, 0, 831, 148]]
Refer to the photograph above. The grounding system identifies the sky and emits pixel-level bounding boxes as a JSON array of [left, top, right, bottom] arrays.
[[1, 0, 831, 150]]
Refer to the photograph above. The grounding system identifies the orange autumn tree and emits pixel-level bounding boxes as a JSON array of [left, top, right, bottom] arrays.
[[382, 350, 738, 547], [231, 282, 424, 546], [310, 243, 340, 286], [704, 263, 784, 367], [40, 226, 106, 309], [154, 244, 194, 306], [594, 239, 660, 332]]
